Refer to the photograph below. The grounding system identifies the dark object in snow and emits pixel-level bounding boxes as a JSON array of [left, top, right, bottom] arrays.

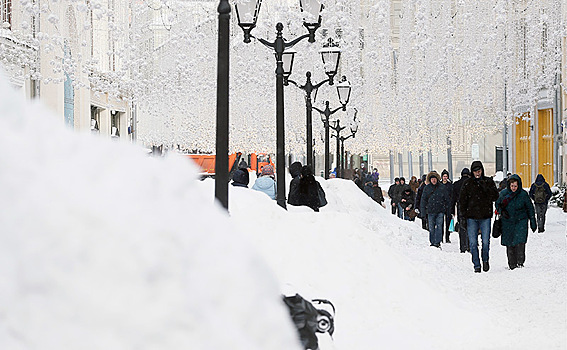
[[283, 294, 335, 350]]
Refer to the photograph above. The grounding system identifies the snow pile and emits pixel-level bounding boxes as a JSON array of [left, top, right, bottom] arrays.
[[0, 76, 301, 350]]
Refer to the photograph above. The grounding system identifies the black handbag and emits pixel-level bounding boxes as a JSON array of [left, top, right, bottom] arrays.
[[492, 216, 502, 238]]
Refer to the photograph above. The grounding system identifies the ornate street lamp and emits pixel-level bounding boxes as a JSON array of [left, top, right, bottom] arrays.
[[215, 0, 231, 210], [235, 0, 323, 209], [285, 38, 342, 168], [332, 108, 358, 178], [313, 76, 351, 179]]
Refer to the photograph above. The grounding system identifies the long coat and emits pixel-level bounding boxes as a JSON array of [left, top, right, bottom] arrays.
[[495, 175, 536, 247]]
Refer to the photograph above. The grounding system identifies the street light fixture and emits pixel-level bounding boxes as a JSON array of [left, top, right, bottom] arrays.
[[235, 0, 323, 209], [331, 108, 358, 178], [313, 76, 351, 179], [284, 39, 342, 168]]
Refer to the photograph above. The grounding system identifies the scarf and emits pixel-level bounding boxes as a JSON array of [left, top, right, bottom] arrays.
[[499, 189, 519, 218]]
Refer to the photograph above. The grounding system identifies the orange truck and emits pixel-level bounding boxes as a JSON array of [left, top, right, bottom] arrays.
[[249, 153, 275, 174], [185, 152, 242, 178]]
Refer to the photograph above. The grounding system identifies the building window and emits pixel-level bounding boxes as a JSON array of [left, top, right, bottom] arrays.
[[111, 111, 120, 138], [1, 0, 12, 28], [90, 106, 100, 134]]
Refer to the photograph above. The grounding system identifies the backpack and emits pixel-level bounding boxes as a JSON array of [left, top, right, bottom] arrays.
[[534, 184, 546, 204]]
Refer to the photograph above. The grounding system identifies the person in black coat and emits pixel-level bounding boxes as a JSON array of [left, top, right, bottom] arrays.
[[297, 165, 323, 212], [415, 174, 428, 230], [373, 181, 385, 207], [459, 161, 499, 273], [400, 187, 415, 221], [288, 161, 303, 206], [388, 178, 400, 216], [420, 171, 452, 247], [528, 174, 553, 233], [440, 169, 454, 243], [231, 168, 249, 188], [452, 168, 471, 253]]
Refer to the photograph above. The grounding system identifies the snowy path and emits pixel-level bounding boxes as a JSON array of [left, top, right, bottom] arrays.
[[227, 177, 567, 350]]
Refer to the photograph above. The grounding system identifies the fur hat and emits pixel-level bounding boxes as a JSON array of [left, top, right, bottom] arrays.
[[426, 171, 441, 184], [261, 164, 274, 176]]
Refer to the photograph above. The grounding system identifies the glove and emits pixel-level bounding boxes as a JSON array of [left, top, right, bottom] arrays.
[[530, 220, 537, 232]]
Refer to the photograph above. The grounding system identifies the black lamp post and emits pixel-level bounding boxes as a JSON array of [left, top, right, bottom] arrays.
[[235, 0, 323, 209], [215, 0, 231, 210], [313, 76, 352, 179], [284, 39, 341, 167], [332, 108, 358, 178]]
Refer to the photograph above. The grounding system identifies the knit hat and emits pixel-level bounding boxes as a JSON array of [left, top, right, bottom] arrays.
[[261, 164, 274, 176], [441, 169, 449, 177], [461, 168, 471, 176]]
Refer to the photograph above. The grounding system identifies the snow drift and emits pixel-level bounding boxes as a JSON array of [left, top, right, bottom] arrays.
[[0, 75, 301, 350]]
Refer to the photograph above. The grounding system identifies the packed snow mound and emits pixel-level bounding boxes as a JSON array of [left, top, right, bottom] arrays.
[[0, 75, 301, 350]]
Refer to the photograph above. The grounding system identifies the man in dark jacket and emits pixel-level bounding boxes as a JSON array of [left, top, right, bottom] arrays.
[[395, 177, 409, 219], [459, 161, 499, 273], [415, 174, 428, 230], [288, 161, 303, 205], [388, 178, 400, 216], [440, 169, 454, 243], [452, 168, 471, 253], [420, 171, 452, 248], [529, 174, 553, 233]]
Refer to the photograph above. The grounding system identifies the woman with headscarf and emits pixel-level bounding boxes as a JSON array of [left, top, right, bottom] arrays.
[[495, 174, 536, 270]]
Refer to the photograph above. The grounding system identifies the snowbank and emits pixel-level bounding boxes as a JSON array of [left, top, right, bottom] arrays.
[[0, 75, 301, 350]]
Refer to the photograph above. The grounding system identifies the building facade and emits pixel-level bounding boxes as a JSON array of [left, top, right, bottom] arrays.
[[0, 0, 135, 142]]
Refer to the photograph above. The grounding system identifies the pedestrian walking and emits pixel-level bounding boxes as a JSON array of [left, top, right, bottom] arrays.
[[440, 169, 454, 243], [288, 161, 303, 205], [420, 171, 452, 248], [396, 177, 408, 219], [415, 174, 428, 231], [231, 168, 250, 188], [409, 176, 419, 194], [452, 168, 471, 253], [371, 168, 380, 182], [495, 174, 537, 270], [296, 165, 324, 212], [252, 164, 276, 200], [459, 161, 499, 273], [400, 187, 416, 221], [528, 174, 553, 233], [388, 178, 400, 216], [373, 181, 385, 207]]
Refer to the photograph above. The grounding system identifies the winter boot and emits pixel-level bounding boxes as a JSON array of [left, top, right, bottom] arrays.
[[482, 261, 490, 272], [474, 267, 481, 273]]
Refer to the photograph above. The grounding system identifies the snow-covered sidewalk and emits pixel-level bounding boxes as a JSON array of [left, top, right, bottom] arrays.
[[223, 177, 567, 349]]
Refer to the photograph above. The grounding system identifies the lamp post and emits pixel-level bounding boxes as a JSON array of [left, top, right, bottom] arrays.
[[313, 76, 352, 179], [284, 38, 341, 167], [235, 0, 323, 209], [331, 108, 358, 178], [215, 0, 231, 210]]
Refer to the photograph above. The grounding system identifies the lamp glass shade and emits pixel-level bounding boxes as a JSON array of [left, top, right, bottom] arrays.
[[319, 46, 341, 75], [336, 78, 351, 106], [281, 50, 296, 77], [235, 0, 262, 26], [299, 0, 323, 25]]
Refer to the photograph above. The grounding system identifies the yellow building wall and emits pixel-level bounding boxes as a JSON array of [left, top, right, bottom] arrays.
[[537, 109, 553, 183], [515, 113, 531, 184]]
